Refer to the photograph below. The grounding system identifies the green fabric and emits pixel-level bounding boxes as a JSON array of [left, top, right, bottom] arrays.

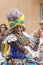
[[9, 19, 25, 27]]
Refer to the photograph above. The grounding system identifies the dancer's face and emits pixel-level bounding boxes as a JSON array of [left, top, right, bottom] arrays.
[[14, 26, 23, 35]]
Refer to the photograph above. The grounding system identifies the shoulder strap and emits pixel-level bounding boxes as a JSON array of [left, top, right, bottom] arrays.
[[15, 34, 29, 46]]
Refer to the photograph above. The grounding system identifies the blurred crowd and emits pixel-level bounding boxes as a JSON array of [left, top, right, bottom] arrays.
[[0, 8, 43, 65]]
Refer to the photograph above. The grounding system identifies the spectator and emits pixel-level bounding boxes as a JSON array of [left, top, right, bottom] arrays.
[[0, 24, 8, 39], [0, 30, 2, 43], [0, 29, 2, 51], [33, 21, 43, 51], [0, 24, 8, 54]]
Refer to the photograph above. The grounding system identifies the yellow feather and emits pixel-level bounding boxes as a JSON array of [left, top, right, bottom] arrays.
[[4, 42, 9, 54], [18, 15, 25, 21]]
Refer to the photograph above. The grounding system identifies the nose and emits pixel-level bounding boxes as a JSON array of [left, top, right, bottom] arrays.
[[18, 28, 21, 31]]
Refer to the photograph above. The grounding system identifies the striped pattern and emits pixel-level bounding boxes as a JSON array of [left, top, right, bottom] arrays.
[[7, 8, 25, 28], [8, 14, 25, 28]]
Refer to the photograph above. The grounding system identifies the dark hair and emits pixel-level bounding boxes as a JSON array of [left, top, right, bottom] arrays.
[[12, 25, 25, 33], [0, 24, 8, 30]]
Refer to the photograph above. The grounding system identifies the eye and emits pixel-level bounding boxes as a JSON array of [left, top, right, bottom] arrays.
[[20, 26, 22, 28], [20, 26, 21, 28]]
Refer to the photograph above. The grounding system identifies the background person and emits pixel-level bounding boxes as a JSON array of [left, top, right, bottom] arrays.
[[33, 21, 43, 51]]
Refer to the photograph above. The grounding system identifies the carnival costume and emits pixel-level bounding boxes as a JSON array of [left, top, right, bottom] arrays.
[[2, 8, 38, 65]]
